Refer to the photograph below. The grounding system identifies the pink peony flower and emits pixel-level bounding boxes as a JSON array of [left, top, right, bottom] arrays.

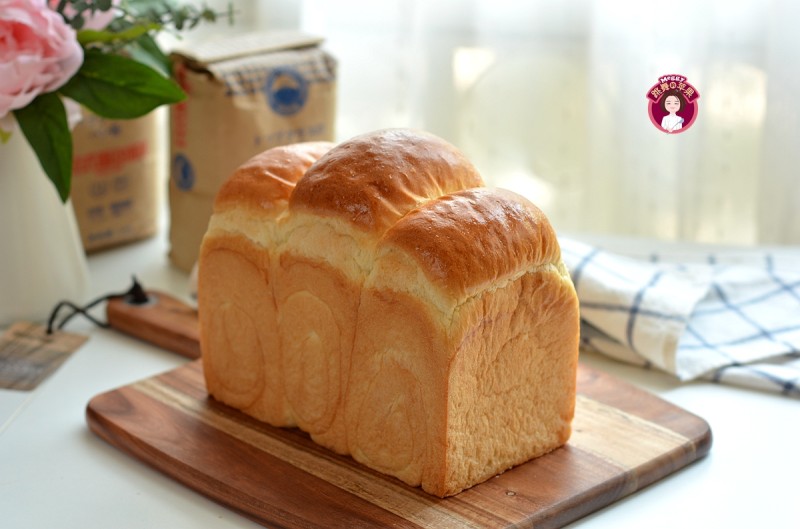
[[0, 0, 84, 118], [49, 0, 120, 31]]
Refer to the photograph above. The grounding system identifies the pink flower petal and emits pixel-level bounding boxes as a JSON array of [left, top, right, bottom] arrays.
[[0, 0, 83, 117]]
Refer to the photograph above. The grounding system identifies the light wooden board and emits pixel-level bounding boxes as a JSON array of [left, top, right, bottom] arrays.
[[86, 361, 711, 528]]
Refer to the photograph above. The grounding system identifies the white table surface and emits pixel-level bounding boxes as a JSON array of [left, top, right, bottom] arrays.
[[1, 230, 797, 528]]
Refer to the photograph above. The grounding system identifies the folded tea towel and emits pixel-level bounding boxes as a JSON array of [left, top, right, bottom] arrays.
[[560, 238, 800, 398]]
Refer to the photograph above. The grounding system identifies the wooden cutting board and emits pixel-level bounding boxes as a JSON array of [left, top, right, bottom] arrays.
[[86, 360, 711, 528]]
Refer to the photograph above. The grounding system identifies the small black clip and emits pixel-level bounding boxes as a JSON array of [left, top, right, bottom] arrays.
[[125, 276, 150, 305]]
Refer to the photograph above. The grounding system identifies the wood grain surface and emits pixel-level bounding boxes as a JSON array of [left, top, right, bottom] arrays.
[[86, 361, 711, 528], [106, 291, 200, 359]]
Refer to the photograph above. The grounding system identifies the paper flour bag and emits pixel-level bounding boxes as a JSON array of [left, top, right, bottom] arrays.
[[168, 31, 337, 272], [71, 111, 161, 252]]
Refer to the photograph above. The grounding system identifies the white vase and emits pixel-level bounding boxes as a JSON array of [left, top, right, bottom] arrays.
[[0, 130, 89, 326]]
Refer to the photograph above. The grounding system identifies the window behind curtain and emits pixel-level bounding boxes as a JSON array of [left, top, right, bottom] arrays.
[[179, 0, 800, 245]]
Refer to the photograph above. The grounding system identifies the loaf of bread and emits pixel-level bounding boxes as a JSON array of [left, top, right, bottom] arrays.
[[198, 129, 580, 497]]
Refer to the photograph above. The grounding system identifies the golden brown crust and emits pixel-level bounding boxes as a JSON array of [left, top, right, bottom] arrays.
[[441, 268, 579, 496], [199, 233, 290, 423], [346, 287, 448, 489], [381, 187, 562, 299], [272, 253, 360, 454], [348, 253, 579, 497], [199, 129, 580, 498], [214, 142, 334, 213], [289, 129, 484, 233]]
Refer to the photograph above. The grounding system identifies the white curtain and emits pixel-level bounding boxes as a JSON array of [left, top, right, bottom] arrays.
[[187, 0, 800, 245]]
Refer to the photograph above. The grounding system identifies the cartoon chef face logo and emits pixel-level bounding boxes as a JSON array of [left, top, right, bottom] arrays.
[[647, 75, 700, 134]]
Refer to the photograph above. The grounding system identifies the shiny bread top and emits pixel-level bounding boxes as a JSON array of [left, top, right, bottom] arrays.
[[214, 142, 334, 213], [289, 129, 484, 233]]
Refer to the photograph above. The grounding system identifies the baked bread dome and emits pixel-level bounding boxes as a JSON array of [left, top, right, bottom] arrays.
[[198, 129, 580, 497]]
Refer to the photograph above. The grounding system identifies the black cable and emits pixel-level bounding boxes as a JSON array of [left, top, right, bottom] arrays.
[[45, 276, 150, 334], [46, 299, 111, 333]]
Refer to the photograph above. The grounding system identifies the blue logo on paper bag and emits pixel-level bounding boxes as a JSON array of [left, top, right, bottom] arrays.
[[173, 154, 195, 191], [265, 67, 308, 116]]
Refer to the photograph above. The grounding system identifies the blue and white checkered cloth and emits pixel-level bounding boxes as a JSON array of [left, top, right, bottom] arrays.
[[560, 238, 800, 398]]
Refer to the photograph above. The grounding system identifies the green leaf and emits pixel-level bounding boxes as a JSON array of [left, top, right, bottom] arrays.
[[13, 93, 73, 203], [77, 24, 159, 46], [126, 33, 172, 77], [59, 49, 185, 119]]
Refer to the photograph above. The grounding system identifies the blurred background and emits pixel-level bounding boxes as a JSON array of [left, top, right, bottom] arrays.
[[170, 0, 800, 246]]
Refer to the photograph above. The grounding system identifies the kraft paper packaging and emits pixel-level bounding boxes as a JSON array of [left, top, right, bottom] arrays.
[[168, 31, 337, 272], [70, 111, 161, 252]]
